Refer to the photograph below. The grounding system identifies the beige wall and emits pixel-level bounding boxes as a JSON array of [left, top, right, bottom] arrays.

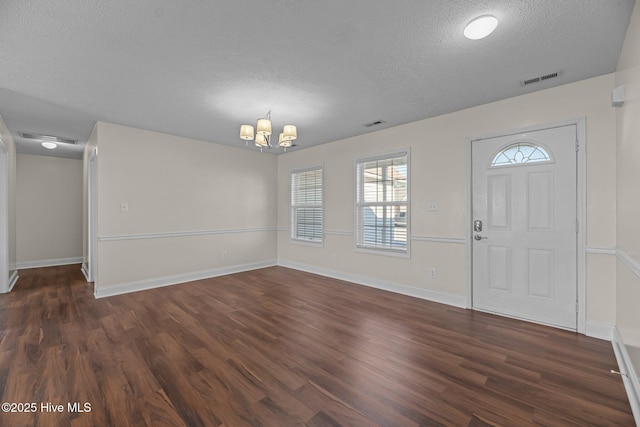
[[615, 1, 640, 373], [16, 154, 83, 265], [93, 122, 277, 291], [278, 74, 617, 324], [0, 115, 17, 291]]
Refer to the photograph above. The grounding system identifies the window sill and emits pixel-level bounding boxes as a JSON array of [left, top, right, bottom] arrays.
[[290, 238, 324, 248], [354, 246, 410, 259]]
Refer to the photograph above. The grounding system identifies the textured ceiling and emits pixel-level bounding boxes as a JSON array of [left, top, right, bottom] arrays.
[[0, 0, 635, 159]]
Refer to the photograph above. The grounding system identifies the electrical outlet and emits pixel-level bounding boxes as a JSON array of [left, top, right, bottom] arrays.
[[222, 251, 227, 258], [427, 202, 438, 211], [430, 268, 437, 278], [331, 253, 337, 262], [120, 202, 129, 212]]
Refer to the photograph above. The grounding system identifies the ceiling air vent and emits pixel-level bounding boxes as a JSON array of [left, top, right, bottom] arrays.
[[520, 70, 562, 87], [364, 120, 385, 128], [19, 132, 77, 145]]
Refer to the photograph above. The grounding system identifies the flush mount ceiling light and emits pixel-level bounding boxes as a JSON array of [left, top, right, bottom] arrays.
[[41, 141, 58, 149], [19, 132, 77, 150], [240, 111, 297, 152], [464, 15, 498, 40]]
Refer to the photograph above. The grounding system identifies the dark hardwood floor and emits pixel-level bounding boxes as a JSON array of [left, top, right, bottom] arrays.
[[0, 265, 633, 426]]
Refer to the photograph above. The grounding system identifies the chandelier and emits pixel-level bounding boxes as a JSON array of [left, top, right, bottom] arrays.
[[239, 111, 297, 152]]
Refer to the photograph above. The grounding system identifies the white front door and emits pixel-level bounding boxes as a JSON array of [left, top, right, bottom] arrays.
[[472, 125, 577, 329]]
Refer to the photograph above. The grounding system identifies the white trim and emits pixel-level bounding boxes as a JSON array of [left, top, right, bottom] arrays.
[[354, 148, 410, 164], [94, 259, 277, 298], [16, 257, 83, 270], [280, 228, 358, 237], [577, 118, 587, 335], [99, 227, 278, 242], [324, 230, 353, 236], [585, 320, 615, 341], [290, 164, 324, 174], [467, 118, 587, 333], [81, 262, 90, 281], [87, 146, 97, 283], [470, 117, 588, 142], [586, 246, 617, 255], [473, 305, 576, 332], [8, 270, 18, 292], [278, 259, 467, 308], [612, 327, 640, 425], [289, 238, 324, 248], [354, 148, 411, 258], [411, 235, 466, 244], [0, 136, 8, 293], [354, 246, 411, 259], [617, 249, 640, 278], [466, 133, 473, 309], [290, 164, 324, 244]]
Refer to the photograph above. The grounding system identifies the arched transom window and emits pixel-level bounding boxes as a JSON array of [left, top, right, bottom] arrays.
[[491, 143, 551, 167]]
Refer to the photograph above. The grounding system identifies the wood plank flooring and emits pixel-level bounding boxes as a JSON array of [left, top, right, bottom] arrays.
[[0, 264, 633, 426]]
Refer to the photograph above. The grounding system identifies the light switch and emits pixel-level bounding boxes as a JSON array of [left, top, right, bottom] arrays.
[[120, 202, 129, 212], [427, 202, 438, 211]]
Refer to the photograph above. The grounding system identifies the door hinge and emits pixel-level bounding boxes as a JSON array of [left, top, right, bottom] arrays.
[[576, 301, 579, 313], [575, 139, 579, 152], [576, 220, 579, 233]]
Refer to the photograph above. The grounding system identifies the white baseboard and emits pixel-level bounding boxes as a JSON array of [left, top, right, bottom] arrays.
[[612, 327, 640, 425], [8, 270, 18, 292], [585, 321, 615, 341], [278, 259, 467, 308], [94, 259, 277, 298], [16, 257, 83, 270], [81, 263, 90, 282]]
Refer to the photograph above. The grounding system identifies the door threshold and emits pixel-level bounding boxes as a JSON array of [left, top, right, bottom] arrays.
[[472, 306, 577, 333]]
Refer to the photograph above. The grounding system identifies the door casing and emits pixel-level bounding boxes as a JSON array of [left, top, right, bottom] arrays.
[[88, 147, 97, 284], [0, 138, 7, 293], [466, 118, 586, 333]]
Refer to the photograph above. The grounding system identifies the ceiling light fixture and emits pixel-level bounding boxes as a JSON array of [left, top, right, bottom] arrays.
[[19, 132, 77, 145], [41, 141, 58, 149], [240, 111, 297, 152], [464, 15, 498, 40]]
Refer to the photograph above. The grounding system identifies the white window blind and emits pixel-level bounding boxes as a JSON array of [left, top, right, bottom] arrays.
[[291, 167, 323, 243], [356, 152, 408, 253]]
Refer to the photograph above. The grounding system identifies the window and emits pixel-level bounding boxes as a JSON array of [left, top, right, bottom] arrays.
[[291, 166, 323, 243], [356, 151, 409, 254], [491, 143, 551, 166]]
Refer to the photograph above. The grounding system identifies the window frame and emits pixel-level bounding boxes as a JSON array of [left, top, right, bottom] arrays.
[[489, 141, 554, 168], [354, 150, 410, 257], [290, 165, 324, 246]]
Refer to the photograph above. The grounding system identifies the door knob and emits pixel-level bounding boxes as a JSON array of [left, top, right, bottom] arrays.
[[474, 234, 488, 241]]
